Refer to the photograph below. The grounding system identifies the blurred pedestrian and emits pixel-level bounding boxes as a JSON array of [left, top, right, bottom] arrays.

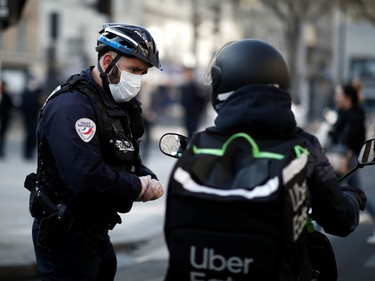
[[25, 23, 164, 281], [138, 81, 161, 160], [0, 80, 14, 158], [20, 75, 43, 160], [329, 83, 366, 185], [328, 82, 375, 244], [179, 67, 207, 138]]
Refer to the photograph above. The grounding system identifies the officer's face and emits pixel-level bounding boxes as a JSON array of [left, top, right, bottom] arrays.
[[108, 56, 149, 84]]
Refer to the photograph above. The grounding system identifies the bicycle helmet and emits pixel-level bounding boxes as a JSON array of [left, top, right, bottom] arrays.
[[204, 39, 290, 111], [96, 23, 161, 69]]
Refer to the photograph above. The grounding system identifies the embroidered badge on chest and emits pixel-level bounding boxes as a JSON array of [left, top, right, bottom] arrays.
[[75, 118, 96, 142]]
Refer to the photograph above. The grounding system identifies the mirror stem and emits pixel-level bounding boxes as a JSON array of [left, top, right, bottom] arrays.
[[338, 164, 364, 183]]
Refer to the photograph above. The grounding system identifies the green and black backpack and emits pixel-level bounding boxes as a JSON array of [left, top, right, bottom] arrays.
[[164, 129, 311, 281]]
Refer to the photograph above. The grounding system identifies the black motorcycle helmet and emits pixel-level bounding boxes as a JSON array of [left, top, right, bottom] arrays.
[[204, 39, 290, 111]]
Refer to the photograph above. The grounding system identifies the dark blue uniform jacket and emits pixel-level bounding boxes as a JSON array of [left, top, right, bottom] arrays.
[[37, 68, 155, 214]]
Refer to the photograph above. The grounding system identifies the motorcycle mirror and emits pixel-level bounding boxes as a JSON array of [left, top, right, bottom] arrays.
[[159, 133, 190, 159], [357, 138, 375, 166], [339, 138, 375, 182]]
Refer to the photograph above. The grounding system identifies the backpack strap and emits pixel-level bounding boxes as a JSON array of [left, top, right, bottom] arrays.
[[193, 132, 285, 160]]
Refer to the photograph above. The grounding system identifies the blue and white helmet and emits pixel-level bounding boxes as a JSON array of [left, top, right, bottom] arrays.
[[96, 23, 161, 69]]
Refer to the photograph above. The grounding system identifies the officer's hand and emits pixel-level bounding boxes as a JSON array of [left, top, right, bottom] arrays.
[[141, 179, 164, 202], [136, 175, 151, 201], [149, 179, 164, 200]]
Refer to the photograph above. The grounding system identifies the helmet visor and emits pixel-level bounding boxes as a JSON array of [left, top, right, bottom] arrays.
[[204, 41, 235, 85]]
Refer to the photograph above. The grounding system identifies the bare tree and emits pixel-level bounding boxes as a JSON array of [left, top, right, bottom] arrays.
[[258, 0, 375, 99], [347, 0, 375, 25], [254, 0, 333, 102]]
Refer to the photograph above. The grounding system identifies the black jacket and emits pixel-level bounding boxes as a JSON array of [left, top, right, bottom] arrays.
[[164, 85, 365, 281], [330, 106, 366, 155], [215, 84, 363, 237]]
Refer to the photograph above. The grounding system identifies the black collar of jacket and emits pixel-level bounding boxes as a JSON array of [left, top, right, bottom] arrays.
[[214, 84, 297, 137]]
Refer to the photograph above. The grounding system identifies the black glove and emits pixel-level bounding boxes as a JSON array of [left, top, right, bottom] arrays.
[[358, 189, 367, 211], [343, 185, 367, 211]]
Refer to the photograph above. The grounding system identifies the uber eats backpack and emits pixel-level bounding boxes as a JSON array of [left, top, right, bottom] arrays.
[[164, 129, 311, 281]]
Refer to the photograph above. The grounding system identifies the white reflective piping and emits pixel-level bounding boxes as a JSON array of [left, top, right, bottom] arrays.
[[105, 27, 138, 46], [174, 167, 279, 199], [41, 85, 61, 110], [217, 91, 234, 101], [282, 153, 308, 184]]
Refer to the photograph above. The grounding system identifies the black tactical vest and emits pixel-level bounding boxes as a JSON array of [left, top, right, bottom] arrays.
[[38, 74, 145, 202]]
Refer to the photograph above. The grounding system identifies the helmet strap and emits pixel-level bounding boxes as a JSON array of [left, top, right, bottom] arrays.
[[98, 53, 121, 93]]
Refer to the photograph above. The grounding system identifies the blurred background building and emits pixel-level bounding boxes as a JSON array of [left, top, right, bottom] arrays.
[[0, 0, 375, 127]]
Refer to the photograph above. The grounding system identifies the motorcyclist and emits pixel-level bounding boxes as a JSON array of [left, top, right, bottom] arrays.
[[163, 39, 367, 280]]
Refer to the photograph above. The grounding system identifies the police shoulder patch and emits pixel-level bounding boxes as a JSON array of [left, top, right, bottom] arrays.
[[75, 118, 96, 143]]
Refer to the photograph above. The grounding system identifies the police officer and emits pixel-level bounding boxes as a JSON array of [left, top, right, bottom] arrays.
[[30, 24, 164, 281], [164, 39, 367, 280]]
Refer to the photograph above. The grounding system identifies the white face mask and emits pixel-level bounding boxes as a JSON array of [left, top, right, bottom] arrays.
[[109, 68, 142, 103]]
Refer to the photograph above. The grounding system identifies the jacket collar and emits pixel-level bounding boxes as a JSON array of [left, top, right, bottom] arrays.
[[214, 85, 296, 136]]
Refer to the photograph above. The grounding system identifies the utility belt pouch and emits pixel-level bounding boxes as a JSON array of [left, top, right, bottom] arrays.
[[24, 173, 67, 220], [37, 212, 67, 252], [108, 213, 122, 230], [25, 173, 44, 218], [29, 186, 45, 218]]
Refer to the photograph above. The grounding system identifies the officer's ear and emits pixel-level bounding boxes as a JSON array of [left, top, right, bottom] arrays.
[[101, 53, 116, 72]]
